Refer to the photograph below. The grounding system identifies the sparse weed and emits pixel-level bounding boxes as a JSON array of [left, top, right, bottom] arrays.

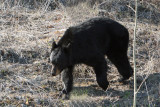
[[0, 0, 159, 106]]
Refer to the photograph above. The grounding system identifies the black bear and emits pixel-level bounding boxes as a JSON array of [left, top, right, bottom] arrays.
[[49, 17, 133, 99]]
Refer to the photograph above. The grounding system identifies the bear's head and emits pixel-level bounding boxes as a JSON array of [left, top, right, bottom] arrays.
[[49, 39, 70, 76]]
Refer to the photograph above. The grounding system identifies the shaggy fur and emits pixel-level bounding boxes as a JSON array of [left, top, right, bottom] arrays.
[[49, 17, 133, 99]]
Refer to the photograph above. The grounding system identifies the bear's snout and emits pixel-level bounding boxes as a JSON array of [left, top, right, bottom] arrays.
[[51, 65, 61, 76]]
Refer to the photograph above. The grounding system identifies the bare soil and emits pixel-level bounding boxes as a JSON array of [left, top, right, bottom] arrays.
[[0, 5, 160, 107]]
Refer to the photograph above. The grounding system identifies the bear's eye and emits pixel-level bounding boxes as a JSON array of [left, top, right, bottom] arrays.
[[52, 48, 60, 56]]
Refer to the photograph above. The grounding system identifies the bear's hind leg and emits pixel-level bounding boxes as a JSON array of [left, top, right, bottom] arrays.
[[107, 52, 133, 80]]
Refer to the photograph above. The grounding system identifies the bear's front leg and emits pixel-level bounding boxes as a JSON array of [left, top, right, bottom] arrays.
[[61, 66, 73, 100]]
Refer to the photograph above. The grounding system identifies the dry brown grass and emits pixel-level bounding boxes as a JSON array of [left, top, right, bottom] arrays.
[[0, 0, 160, 106]]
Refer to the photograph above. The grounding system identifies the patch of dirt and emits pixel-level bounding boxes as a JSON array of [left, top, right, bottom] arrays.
[[0, 5, 160, 107]]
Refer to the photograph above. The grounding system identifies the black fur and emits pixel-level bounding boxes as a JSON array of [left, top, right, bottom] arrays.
[[49, 17, 133, 99]]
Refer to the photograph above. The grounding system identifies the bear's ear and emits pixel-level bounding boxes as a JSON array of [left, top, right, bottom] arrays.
[[62, 42, 71, 53], [51, 39, 57, 51]]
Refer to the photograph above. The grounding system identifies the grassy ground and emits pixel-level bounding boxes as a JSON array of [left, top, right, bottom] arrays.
[[0, 1, 160, 107]]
